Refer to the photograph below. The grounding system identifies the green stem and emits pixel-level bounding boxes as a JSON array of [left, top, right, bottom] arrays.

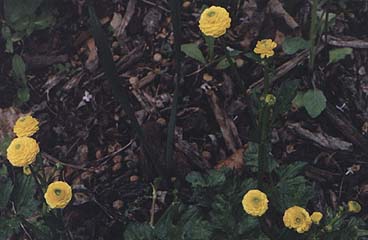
[[29, 165, 44, 194], [88, 3, 157, 177], [206, 36, 215, 62], [309, 0, 318, 73], [257, 65, 271, 188], [165, 0, 183, 176]]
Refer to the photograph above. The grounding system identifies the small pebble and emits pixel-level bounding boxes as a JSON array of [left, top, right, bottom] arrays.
[[112, 162, 122, 172], [153, 53, 162, 62], [156, 117, 167, 126], [113, 55, 120, 61], [129, 76, 139, 88], [130, 175, 139, 182], [203, 73, 213, 81], [182, 1, 191, 9], [236, 58, 244, 68], [113, 200, 124, 210], [359, 66, 366, 75], [113, 155, 122, 164]]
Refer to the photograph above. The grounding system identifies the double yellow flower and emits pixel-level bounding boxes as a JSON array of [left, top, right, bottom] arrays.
[[7, 116, 40, 167]]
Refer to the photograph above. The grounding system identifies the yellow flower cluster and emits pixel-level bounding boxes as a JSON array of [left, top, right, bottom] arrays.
[[242, 189, 326, 234], [7, 116, 40, 167], [13, 115, 39, 137], [242, 189, 269, 217], [283, 206, 313, 233], [199, 6, 231, 38], [254, 39, 277, 59], [44, 181, 73, 209]]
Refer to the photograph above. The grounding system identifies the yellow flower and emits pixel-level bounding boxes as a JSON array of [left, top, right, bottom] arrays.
[[44, 181, 72, 209], [7, 137, 40, 167], [242, 189, 269, 216], [311, 211, 323, 224], [283, 206, 312, 233], [348, 201, 361, 213], [199, 6, 231, 38], [13, 115, 39, 137], [264, 94, 276, 106], [23, 165, 32, 175], [254, 39, 277, 58]]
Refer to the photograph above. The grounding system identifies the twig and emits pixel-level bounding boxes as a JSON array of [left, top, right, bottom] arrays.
[[206, 88, 241, 153], [149, 183, 157, 227]]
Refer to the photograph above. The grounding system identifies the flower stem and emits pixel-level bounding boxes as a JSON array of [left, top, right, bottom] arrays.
[[257, 64, 271, 188], [309, 0, 318, 73], [206, 36, 215, 62], [165, 0, 183, 176]]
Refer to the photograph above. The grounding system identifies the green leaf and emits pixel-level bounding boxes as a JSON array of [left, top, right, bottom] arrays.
[[186, 172, 206, 188], [181, 43, 206, 64], [272, 176, 314, 211], [245, 52, 261, 62], [124, 223, 154, 240], [274, 79, 300, 116], [4, 0, 43, 24], [282, 37, 310, 55], [292, 91, 305, 108], [276, 162, 307, 181], [186, 170, 226, 188], [302, 89, 327, 118], [329, 48, 353, 64], [0, 217, 21, 239], [244, 142, 278, 172], [12, 54, 26, 81], [0, 134, 12, 157], [17, 87, 30, 103], [1, 25, 13, 53], [12, 174, 38, 217], [215, 57, 231, 70], [0, 178, 13, 209]]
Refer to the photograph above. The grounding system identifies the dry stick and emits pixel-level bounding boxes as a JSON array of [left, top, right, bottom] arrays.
[[323, 35, 368, 48]]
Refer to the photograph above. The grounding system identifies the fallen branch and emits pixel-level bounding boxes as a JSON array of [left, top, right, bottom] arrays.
[[205, 87, 242, 153], [287, 122, 353, 151], [323, 35, 368, 48]]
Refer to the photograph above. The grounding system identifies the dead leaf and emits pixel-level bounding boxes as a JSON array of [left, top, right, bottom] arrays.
[[215, 145, 247, 170], [85, 38, 98, 72]]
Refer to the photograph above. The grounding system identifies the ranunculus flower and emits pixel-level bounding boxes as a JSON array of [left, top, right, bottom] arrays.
[[283, 206, 312, 233], [7, 137, 40, 167], [348, 201, 361, 213], [44, 181, 72, 209], [311, 211, 323, 224], [254, 39, 277, 58], [199, 6, 231, 38], [242, 189, 269, 217], [13, 115, 39, 137]]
